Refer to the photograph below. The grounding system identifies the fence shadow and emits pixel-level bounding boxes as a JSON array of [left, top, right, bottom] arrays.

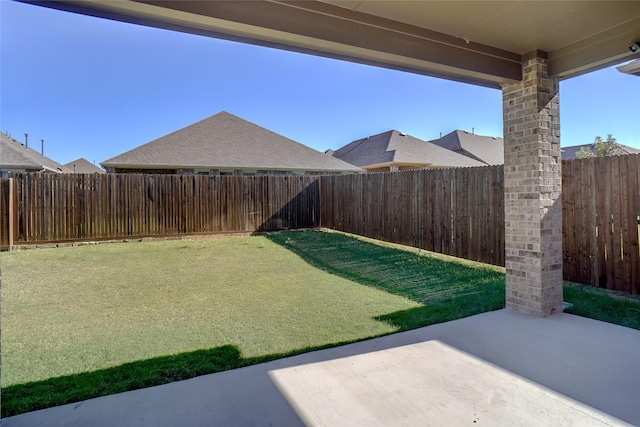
[[264, 230, 506, 330], [255, 178, 320, 232], [4, 174, 321, 245], [3, 339, 355, 419], [0, 345, 238, 417], [4, 323, 444, 420]]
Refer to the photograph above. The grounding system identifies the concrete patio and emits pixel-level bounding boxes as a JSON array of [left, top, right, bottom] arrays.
[[3, 309, 639, 426]]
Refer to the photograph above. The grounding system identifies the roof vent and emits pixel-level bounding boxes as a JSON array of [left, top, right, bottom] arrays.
[[399, 132, 407, 137], [491, 136, 497, 140]]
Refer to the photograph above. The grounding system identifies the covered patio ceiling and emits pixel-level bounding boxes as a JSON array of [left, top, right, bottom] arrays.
[[24, 0, 640, 88]]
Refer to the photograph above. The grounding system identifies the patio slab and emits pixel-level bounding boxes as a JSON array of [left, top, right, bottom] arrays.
[[3, 309, 639, 426]]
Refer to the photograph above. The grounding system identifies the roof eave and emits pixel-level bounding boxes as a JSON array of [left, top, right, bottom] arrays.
[[0, 164, 45, 170], [616, 59, 640, 76], [100, 163, 360, 173]]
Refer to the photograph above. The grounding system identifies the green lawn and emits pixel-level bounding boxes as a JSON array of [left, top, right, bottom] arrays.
[[2, 229, 639, 417], [563, 281, 640, 329]]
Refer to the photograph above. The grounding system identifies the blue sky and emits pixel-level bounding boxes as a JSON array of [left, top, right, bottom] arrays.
[[1, 1, 639, 166]]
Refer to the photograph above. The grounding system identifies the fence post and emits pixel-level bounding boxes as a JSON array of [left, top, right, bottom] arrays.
[[8, 178, 14, 251]]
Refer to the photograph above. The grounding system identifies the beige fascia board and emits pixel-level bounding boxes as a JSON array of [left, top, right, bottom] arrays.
[[100, 163, 197, 170], [392, 162, 432, 168], [101, 163, 229, 170], [33, 0, 521, 88], [360, 162, 432, 170], [0, 164, 43, 170], [548, 17, 640, 79], [361, 162, 392, 170], [225, 166, 361, 173], [617, 59, 640, 76], [42, 166, 65, 173]]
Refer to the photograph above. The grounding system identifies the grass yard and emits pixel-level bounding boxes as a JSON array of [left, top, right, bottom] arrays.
[[2, 229, 639, 417]]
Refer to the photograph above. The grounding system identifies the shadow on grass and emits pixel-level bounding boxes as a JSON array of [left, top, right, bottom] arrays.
[[1, 345, 239, 418], [265, 230, 506, 330], [3, 230, 507, 418], [375, 292, 507, 331], [1, 339, 367, 419]]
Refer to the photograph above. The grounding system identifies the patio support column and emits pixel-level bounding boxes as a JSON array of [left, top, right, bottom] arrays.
[[502, 50, 563, 317]]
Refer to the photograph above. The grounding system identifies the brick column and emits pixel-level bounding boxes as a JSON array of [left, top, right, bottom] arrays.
[[502, 51, 563, 317]]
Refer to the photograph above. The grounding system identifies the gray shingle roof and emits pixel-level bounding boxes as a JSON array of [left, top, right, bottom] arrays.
[[561, 143, 640, 160], [0, 133, 70, 173], [101, 112, 361, 173], [332, 130, 485, 168], [64, 158, 106, 174], [430, 130, 504, 165]]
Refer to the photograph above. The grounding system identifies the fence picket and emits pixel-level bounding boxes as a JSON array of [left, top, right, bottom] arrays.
[[2, 155, 638, 294]]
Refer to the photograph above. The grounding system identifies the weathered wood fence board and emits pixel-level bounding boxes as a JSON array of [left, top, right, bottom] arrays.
[[319, 166, 506, 267], [562, 155, 640, 294], [0, 178, 12, 250], [320, 155, 639, 294], [2, 154, 638, 293], [8, 174, 320, 243]]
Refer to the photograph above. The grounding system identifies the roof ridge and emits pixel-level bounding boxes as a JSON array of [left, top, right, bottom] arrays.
[[1, 133, 69, 171], [102, 111, 361, 172], [337, 130, 396, 158]]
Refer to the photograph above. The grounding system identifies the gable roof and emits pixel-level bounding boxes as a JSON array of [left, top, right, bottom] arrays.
[[429, 130, 504, 165], [64, 158, 106, 174], [561, 143, 640, 160], [0, 132, 70, 173], [332, 130, 485, 169], [101, 111, 361, 173]]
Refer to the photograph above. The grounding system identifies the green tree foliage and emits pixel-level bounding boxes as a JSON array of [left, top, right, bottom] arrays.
[[575, 146, 594, 158], [576, 134, 625, 159]]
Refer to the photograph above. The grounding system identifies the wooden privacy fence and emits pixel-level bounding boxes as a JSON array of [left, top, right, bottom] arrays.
[[319, 166, 505, 267], [1, 154, 639, 293], [0, 178, 13, 250], [562, 155, 639, 294], [5, 173, 319, 245], [320, 155, 640, 294]]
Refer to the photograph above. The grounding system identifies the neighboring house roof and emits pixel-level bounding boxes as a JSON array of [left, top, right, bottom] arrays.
[[331, 130, 485, 169], [561, 143, 640, 160], [0, 132, 70, 173], [101, 111, 361, 173], [429, 130, 504, 165], [64, 157, 106, 174]]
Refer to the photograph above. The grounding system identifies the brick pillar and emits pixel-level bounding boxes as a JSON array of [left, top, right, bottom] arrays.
[[502, 51, 563, 317]]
